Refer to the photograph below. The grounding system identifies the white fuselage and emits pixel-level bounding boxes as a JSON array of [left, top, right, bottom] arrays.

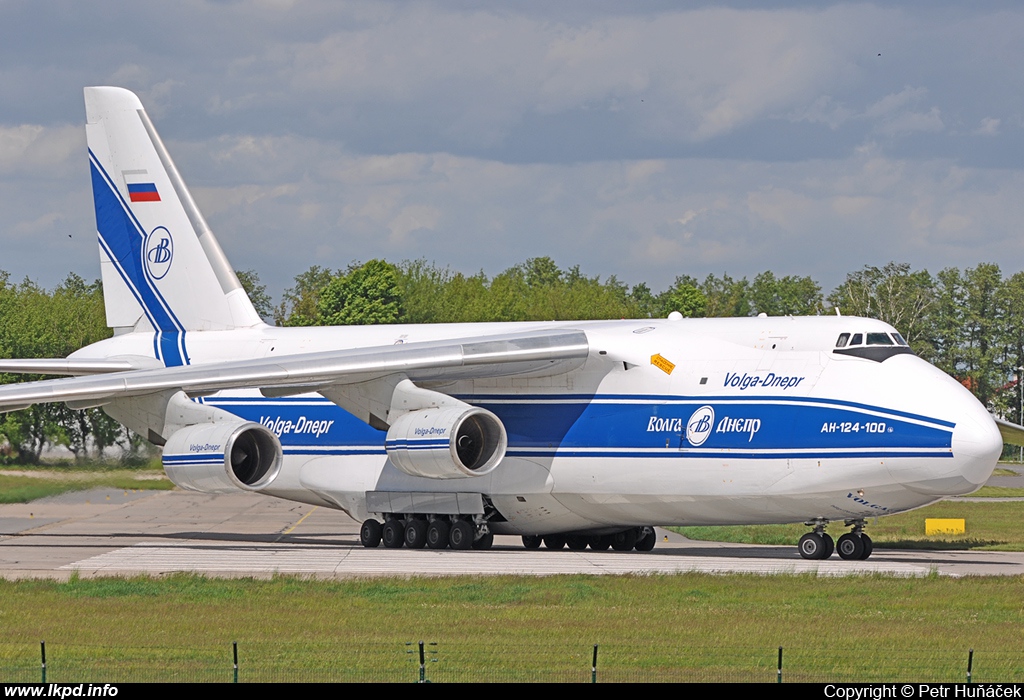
[[71, 314, 1003, 536]]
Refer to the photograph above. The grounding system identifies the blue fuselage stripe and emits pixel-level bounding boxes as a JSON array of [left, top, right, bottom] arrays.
[[205, 393, 954, 461]]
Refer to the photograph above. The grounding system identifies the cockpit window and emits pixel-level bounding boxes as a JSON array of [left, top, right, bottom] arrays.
[[867, 333, 894, 346], [836, 333, 850, 348], [850, 333, 863, 346], [892, 332, 909, 347]]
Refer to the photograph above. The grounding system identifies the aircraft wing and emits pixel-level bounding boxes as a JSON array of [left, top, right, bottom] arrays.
[[0, 358, 159, 376], [995, 417, 1024, 447], [0, 329, 590, 413]]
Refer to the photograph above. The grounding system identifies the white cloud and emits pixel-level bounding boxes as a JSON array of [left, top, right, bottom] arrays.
[[6, 2, 1024, 300], [0, 124, 81, 175], [976, 117, 1001, 136]]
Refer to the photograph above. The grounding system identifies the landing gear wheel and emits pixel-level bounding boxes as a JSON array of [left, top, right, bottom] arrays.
[[449, 520, 474, 550], [611, 529, 638, 551], [798, 532, 829, 560], [360, 519, 382, 548], [427, 521, 450, 549], [566, 535, 589, 551], [634, 527, 657, 552], [404, 519, 428, 549], [472, 531, 494, 550], [543, 535, 566, 550], [821, 533, 835, 559], [522, 535, 542, 550], [836, 533, 865, 560], [859, 534, 873, 560], [382, 519, 405, 549], [588, 535, 612, 550]]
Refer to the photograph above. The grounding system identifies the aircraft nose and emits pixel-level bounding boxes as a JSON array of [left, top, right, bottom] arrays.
[[951, 402, 1003, 490]]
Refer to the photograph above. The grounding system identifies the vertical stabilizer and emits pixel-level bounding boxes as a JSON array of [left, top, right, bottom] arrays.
[[84, 87, 262, 364]]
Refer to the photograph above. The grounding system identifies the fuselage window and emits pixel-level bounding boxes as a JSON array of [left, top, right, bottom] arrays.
[[850, 333, 863, 346], [836, 333, 850, 348], [867, 333, 894, 346]]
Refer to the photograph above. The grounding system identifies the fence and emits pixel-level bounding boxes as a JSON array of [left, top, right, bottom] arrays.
[[0, 641, 1019, 683]]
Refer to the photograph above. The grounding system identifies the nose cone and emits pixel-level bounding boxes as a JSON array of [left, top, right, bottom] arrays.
[[950, 401, 1003, 490], [883, 356, 1002, 496]]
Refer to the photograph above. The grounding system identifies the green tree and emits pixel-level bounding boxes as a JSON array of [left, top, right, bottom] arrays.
[[827, 262, 935, 356], [276, 266, 336, 326], [236, 269, 274, 321], [997, 271, 1024, 423], [658, 276, 707, 318], [318, 259, 403, 326], [749, 271, 823, 316], [0, 273, 111, 462], [932, 264, 1004, 408], [700, 274, 751, 317]]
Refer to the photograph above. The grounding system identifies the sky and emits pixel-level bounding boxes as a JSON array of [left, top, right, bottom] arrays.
[[2, 0, 1024, 303]]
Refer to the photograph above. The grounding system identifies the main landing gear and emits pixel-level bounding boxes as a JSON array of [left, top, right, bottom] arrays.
[[360, 515, 494, 550], [797, 519, 872, 560], [523, 526, 657, 552]]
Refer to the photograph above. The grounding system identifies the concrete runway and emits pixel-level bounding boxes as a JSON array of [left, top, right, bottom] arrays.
[[2, 488, 1024, 579]]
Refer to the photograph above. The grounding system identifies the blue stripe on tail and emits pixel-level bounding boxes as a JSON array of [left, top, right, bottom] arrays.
[[89, 151, 188, 367]]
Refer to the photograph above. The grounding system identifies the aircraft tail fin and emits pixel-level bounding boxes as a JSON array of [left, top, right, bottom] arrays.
[[84, 87, 262, 362]]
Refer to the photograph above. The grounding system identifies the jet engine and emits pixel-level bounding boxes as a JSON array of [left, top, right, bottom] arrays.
[[162, 421, 282, 493], [385, 406, 507, 479]]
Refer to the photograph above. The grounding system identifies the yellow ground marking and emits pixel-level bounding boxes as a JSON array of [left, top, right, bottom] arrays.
[[277, 506, 318, 540]]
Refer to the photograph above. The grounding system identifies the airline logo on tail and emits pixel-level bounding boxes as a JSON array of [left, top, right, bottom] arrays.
[[145, 227, 174, 279]]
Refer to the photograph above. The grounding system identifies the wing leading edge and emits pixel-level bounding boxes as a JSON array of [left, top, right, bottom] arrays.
[[0, 329, 590, 414], [995, 417, 1024, 447]]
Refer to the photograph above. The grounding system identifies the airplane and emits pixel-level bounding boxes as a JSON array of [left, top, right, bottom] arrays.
[[0, 86, 1018, 561]]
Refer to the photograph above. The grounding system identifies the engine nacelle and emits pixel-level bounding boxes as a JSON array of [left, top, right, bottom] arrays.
[[163, 421, 283, 493], [385, 406, 507, 479]]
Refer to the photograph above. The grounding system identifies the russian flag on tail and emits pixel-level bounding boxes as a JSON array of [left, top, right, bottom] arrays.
[[127, 182, 161, 202]]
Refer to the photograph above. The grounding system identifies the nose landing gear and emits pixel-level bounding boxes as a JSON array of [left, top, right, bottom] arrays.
[[836, 520, 873, 560], [797, 519, 873, 560], [797, 520, 834, 560]]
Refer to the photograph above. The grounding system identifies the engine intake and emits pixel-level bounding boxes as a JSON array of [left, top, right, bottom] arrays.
[[163, 421, 282, 493], [386, 406, 507, 479]]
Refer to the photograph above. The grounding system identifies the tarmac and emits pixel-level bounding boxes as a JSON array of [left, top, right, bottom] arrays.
[[2, 484, 1024, 580]]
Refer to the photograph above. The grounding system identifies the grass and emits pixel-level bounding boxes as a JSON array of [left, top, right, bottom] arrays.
[[675, 499, 1024, 551], [965, 485, 1024, 498], [1, 573, 1023, 682], [0, 470, 171, 503]]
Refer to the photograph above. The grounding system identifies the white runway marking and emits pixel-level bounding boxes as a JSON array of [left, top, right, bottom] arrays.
[[62, 541, 933, 578]]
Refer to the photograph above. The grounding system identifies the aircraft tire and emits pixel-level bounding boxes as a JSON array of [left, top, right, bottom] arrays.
[[543, 535, 566, 550], [427, 521, 450, 549], [821, 533, 835, 559], [472, 531, 494, 550], [611, 529, 638, 551], [449, 520, 474, 550], [859, 534, 873, 560], [360, 519, 382, 548], [588, 535, 612, 550], [798, 532, 828, 560], [836, 533, 865, 560], [405, 519, 428, 549], [522, 535, 542, 549], [634, 527, 657, 551], [382, 519, 405, 549], [566, 535, 589, 551]]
